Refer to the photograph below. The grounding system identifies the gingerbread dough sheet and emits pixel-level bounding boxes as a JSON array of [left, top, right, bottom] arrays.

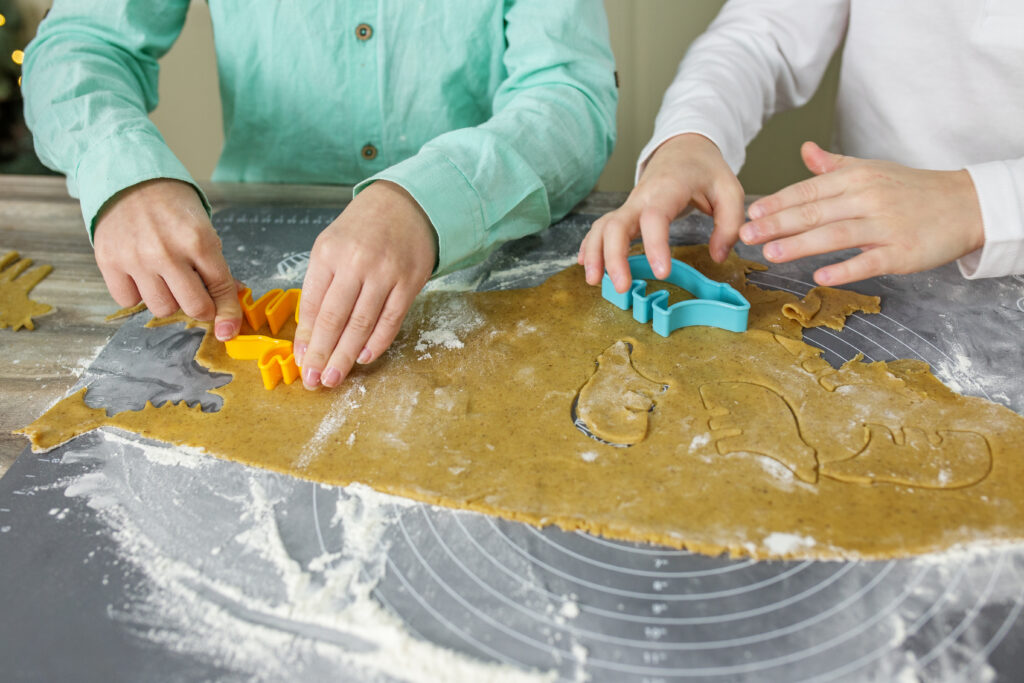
[[18, 247, 1024, 560]]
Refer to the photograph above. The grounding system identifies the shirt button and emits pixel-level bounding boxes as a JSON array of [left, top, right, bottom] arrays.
[[356, 23, 373, 41], [361, 144, 378, 161]]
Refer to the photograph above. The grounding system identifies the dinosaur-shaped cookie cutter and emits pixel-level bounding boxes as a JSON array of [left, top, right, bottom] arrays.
[[602, 255, 750, 336], [223, 287, 302, 390]]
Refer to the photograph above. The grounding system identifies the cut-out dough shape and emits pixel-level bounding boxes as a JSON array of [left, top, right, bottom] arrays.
[[0, 251, 54, 331], [782, 286, 880, 331], [575, 341, 665, 445], [699, 381, 819, 483], [822, 424, 992, 489]]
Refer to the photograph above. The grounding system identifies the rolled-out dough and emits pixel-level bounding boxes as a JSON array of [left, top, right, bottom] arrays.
[[0, 251, 54, 331], [16, 247, 1024, 560]]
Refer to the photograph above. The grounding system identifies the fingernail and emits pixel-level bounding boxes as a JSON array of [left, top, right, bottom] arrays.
[[356, 347, 372, 364], [585, 264, 596, 283], [748, 204, 764, 220], [303, 367, 321, 389], [321, 366, 341, 387], [739, 224, 757, 243], [764, 243, 783, 261], [215, 321, 237, 341], [817, 269, 832, 285], [293, 341, 307, 366]]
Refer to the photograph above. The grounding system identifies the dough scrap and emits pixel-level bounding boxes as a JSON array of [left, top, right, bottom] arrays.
[[782, 286, 881, 331], [16, 246, 1024, 560], [0, 251, 54, 331]]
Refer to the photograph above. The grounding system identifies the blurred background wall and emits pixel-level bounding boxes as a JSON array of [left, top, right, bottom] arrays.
[[1, 0, 841, 195]]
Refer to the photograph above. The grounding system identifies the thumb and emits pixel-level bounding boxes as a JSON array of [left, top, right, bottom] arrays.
[[200, 257, 243, 341], [801, 141, 848, 176]]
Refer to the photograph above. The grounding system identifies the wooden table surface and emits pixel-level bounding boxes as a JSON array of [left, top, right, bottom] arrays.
[[0, 174, 623, 477]]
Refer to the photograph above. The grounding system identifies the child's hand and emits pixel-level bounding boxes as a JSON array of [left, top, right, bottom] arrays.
[[294, 181, 436, 389], [579, 133, 745, 293], [93, 179, 243, 340], [741, 142, 985, 285]]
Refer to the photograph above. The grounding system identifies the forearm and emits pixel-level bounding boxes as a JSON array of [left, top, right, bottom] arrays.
[[22, 1, 197, 238]]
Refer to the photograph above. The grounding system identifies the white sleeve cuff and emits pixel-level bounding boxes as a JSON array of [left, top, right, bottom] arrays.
[[959, 160, 1024, 279]]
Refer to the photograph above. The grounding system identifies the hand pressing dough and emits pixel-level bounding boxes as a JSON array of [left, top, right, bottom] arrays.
[[0, 251, 54, 331], [16, 246, 1024, 560]]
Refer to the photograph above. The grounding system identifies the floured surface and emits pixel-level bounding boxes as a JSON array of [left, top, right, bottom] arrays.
[[19, 246, 1024, 560]]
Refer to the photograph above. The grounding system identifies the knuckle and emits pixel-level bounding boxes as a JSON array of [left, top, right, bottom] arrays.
[[205, 275, 236, 300], [796, 181, 818, 204], [303, 349, 328, 371], [182, 296, 215, 320], [799, 201, 822, 227], [832, 222, 852, 245], [315, 308, 347, 332], [376, 306, 406, 332], [346, 310, 376, 333], [148, 299, 176, 318]]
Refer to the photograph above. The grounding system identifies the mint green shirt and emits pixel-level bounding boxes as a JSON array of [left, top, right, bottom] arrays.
[[23, 1, 617, 275]]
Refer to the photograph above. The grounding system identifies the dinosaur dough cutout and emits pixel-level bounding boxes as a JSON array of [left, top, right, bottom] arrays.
[[575, 341, 666, 445], [782, 286, 880, 331], [16, 246, 1024, 560], [699, 381, 818, 483], [0, 251, 54, 331], [822, 424, 992, 489]]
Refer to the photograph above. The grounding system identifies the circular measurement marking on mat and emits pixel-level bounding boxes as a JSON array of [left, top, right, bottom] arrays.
[[307, 267, 1023, 682], [312, 484, 1024, 682]]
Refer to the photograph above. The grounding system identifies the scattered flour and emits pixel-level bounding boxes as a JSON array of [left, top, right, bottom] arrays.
[[688, 433, 711, 453], [558, 600, 580, 619], [294, 382, 364, 469], [763, 532, 817, 555], [580, 451, 599, 463], [57, 435, 555, 682], [415, 329, 464, 353]]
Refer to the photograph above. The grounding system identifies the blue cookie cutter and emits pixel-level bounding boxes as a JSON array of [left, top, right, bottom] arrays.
[[602, 255, 750, 336]]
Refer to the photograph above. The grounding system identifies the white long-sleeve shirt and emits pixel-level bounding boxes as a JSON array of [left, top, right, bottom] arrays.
[[641, 0, 1024, 279]]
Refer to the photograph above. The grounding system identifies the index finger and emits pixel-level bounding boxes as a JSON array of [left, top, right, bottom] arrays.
[[748, 172, 847, 221]]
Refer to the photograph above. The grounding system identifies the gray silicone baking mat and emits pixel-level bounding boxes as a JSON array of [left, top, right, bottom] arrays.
[[1, 205, 1023, 682]]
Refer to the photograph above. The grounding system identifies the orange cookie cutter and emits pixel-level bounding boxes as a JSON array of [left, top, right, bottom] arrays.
[[223, 287, 302, 390]]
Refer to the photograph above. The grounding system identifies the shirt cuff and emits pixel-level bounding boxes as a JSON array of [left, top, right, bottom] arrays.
[[74, 128, 208, 243], [354, 149, 485, 276], [635, 118, 744, 185], [959, 160, 1024, 279]]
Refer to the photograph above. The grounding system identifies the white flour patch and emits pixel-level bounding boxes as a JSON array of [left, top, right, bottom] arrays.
[[558, 600, 580, 619], [580, 451, 599, 463], [756, 456, 796, 483], [415, 329, 464, 352], [688, 433, 711, 453], [405, 297, 483, 358], [57, 435, 554, 682], [763, 532, 817, 555]]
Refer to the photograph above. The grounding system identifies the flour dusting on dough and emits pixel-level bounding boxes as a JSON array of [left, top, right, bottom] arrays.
[[764, 532, 817, 555], [688, 433, 710, 453], [415, 329, 464, 352], [295, 384, 363, 469]]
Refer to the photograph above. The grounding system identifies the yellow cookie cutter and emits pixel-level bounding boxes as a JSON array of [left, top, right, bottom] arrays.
[[223, 287, 302, 390]]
